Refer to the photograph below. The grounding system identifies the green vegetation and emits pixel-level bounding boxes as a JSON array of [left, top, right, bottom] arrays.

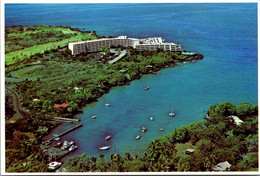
[[5, 25, 202, 173], [6, 45, 198, 120], [5, 24, 98, 65], [60, 102, 258, 172], [5, 25, 257, 172], [6, 24, 75, 53]]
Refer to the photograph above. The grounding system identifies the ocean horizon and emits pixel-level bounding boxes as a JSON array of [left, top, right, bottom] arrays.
[[5, 3, 258, 158]]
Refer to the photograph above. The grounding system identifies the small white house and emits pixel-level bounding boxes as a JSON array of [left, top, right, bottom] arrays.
[[212, 161, 231, 171], [228, 115, 244, 126]]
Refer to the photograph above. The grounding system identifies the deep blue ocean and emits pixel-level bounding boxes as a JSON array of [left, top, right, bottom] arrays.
[[5, 3, 258, 159]]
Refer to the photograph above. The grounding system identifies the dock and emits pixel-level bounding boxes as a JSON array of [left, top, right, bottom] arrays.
[[43, 123, 82, 144], [54, 117, 80, 122]]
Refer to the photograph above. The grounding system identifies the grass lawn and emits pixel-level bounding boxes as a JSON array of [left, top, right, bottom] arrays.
[[5, 28, 97, 66], [7, 27, 78, 37]]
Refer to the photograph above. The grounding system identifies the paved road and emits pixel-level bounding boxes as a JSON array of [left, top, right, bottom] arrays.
[[6, 87, 26, 122], [108, 49, 127, 64]]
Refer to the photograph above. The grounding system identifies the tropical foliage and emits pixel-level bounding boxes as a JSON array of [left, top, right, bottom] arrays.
[[60, 102, 258, 172], [5, 25, 257, 172]]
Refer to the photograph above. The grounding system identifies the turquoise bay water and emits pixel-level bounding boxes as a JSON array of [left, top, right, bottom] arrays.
[[5, 4, 258, 158]]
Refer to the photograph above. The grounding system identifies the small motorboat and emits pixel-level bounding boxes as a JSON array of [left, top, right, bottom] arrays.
[[105, 135, 111, 140], [61, 141, 69, 150], [68, 145, 77, 152], [160, 128, 164, 131], [144, 86, 150, 90], [144, 82, 150, 90], [104, 103, 112, 107], [100, 140, 110, 150], [141, 126, 147, 133], [100, 145, 111, 150], [169, 107, 175, 117], [90, 115, 97, 119], [149, 116, 154, 121], [169, 112, 175, 117], [136, 135, 141, 140]]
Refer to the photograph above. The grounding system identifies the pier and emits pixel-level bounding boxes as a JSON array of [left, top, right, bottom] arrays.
[[43, 123, 82, 144], [54, 117, 81, 122]]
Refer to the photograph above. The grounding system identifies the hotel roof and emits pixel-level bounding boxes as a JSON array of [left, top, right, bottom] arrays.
[[68, 36, 178, 45]]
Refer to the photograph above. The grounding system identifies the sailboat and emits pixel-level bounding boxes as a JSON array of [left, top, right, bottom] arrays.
[[144, 82, 150, 90], [105, 131, 111, 140], [168, 107, 175, 117], [100, 140, 110, 150], [104, 98, 112, 107]]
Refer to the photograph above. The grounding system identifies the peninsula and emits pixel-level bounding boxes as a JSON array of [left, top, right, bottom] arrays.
[[5, 25, 205, 172]]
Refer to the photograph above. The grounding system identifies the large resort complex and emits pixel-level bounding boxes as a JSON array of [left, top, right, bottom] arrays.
[[68, 36, 181, 55]]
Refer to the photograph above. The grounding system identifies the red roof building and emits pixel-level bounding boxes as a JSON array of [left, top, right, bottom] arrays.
[[60, 103, 68, 108], [54, 103, 68, 108]]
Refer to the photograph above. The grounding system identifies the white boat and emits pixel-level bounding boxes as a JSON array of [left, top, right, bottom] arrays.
[[105, 135, 111, 140], [160, 128, 164, 131], [100, 145, 110, 150], [61, 141, 74, 150], [68, 145, 77, 152], [141, 126, 147, 133], [100, 140, 110, 150], [136, 135, 141, 140], [47, 161, 61, 170], [104, 103, 112, 107], [61, 141, 69, 150], [149, 116, 154, 121], [144, 82, 150, 90], [90, 115, 97, 119], [169, 112, 175, 117], [169, 107, 175, 117], [144, 86, 149, 90]]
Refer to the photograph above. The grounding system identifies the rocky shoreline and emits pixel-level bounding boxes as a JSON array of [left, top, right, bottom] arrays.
[[67, 53, 204, 118], [42, 53, 204, 137]]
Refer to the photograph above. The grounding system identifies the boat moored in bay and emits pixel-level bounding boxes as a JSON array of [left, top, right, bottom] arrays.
[[100, 140, 110, 150], [104, 103, 112, 107], [144, 82, 150, 90], [141, 126, 147, 133], [169, 107, 175, 117], [105, 135, 111, 140], [68, 145, 77, 152], [90, 115, 97, 119]]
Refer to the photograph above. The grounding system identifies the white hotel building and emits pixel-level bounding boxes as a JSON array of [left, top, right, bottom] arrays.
[[68, 36, 181, 55]]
